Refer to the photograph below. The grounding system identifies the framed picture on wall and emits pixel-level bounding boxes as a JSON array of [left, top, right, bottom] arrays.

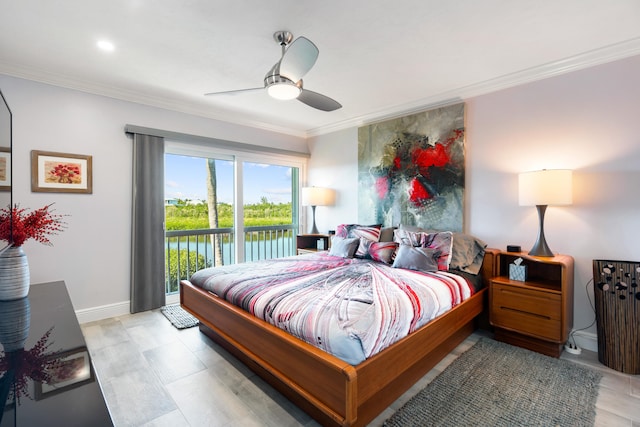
[[31, 150, 92, 194], [0, 147, 10, 191]]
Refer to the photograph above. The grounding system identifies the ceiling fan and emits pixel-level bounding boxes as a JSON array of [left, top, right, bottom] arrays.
[[205, 31, 342, 112]]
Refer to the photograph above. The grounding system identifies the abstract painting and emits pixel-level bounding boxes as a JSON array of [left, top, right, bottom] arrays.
[[358, 103, 465, 231]]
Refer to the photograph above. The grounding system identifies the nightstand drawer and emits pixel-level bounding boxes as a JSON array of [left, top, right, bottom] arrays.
[[491, 283, 562, 341]]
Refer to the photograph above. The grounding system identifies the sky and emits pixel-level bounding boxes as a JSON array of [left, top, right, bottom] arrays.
[[164, 154, 293, 204]]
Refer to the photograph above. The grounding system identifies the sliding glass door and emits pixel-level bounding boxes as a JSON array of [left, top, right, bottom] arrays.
[[163, 143, 304, 297], [242, 161, 299, 261], [164, 153, 235, 295]]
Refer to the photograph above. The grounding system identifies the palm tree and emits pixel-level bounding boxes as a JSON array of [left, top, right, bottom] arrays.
[[206, 159, 223, 266]]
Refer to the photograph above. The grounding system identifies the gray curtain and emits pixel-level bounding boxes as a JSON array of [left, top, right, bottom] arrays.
[[130, 133, 165, 313]]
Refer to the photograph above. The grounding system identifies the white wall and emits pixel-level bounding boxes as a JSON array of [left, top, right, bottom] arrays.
[[0, 74, 307, 320], [308, 54, 640, 349]]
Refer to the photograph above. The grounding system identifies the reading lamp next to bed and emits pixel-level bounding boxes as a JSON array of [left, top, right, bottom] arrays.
[[518, 169, 572, 257], [301, 187, 335, 234]]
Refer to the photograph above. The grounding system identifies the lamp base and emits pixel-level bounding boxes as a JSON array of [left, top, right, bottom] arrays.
[[309, 205, 319, 234], [529, 205, 555, 257]]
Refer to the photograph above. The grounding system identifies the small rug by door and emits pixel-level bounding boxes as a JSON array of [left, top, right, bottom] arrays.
[[161, 304, 199, 329], [384, 337, 602, 427]]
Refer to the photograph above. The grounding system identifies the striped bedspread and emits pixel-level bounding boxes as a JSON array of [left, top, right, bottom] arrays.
[[189, 252, 474, 365]]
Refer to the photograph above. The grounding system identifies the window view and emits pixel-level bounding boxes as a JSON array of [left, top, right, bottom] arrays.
[[164, 153, 299, 295], [242, 161, 297, 261]]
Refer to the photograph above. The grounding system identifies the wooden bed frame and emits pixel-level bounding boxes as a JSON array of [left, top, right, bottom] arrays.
[[180, 248, 499, 427]]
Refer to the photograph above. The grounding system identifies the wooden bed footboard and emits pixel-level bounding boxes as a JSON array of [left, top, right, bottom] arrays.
[[180, 248, 499, 427]]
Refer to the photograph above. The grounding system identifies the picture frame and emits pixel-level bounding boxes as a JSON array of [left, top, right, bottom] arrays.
[[34, 347, 95, 400], [31, 150, 92, 193], [0, 147, 10, 191]]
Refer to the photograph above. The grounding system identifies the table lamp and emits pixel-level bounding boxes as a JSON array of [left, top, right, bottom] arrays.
[[301, 187, 335, 234], [518, 169, 572, 257]]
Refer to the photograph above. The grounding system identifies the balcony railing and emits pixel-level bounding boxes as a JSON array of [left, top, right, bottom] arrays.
[[165, 225, 296, 294]]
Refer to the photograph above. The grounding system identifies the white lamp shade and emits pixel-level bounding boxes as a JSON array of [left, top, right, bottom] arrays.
[[519, 169, 573, 206], [301, 187, 335, 206]]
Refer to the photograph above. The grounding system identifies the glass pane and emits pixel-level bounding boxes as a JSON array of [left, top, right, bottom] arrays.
[[242, 161, 297, 261], [164, 154, 235, 294]]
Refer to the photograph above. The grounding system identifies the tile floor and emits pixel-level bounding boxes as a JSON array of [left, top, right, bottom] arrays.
[[81, 310, 640, 427]]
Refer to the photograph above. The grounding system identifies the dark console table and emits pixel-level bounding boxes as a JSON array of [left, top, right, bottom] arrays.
[[0, 281, 113, 427]]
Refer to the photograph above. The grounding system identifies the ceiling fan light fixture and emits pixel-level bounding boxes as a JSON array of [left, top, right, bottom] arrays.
[[267, 82, 301, 100]]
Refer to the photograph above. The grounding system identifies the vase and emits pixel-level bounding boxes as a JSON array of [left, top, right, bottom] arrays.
[[0, 246, 30, 301], [0, 297, 30, 351]]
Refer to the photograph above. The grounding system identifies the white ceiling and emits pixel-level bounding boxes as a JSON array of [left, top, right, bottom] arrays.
[[1, 0, 639, 138]]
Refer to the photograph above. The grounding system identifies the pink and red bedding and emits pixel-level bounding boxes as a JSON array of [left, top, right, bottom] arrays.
[[188, 251, 477, 365]]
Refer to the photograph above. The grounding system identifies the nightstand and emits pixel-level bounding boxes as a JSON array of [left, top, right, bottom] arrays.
[[296, 234, 330, 255], [490, 251, 574, 358]]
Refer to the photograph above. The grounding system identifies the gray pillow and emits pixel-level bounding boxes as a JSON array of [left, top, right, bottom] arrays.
[[397, 225, 487, 275], [450, 232, 487, 275], [328, 237, 360, 258], [392, 244, 439, 272], [379, 227, 397, 242]]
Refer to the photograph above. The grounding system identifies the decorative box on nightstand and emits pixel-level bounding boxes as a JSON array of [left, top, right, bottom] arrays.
[[296, 234, 330, 255], [489, 251, 574, 358]]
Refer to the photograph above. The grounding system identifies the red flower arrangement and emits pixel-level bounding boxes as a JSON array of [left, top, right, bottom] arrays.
[[0, 327, 61, 403], [0, 204, 67, 247]]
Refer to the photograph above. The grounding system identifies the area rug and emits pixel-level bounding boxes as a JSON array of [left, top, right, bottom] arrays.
[[383, 337, 602, 427], [160, 304, 199, 329]]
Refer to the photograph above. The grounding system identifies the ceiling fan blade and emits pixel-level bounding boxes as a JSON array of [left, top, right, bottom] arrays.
[[205, 87, 263, 96], [279, 37, 319, 82], [297, 89, 342, 112]]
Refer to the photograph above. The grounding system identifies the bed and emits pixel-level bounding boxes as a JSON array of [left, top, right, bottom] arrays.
[[180, 227, 498, 427]]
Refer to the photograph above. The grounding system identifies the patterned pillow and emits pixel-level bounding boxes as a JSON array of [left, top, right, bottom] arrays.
[[397, 226, 486, 274], [336, 224, 382, 258], [392, 244, 439, 272], [420, 231, 453, 271], [335, 223, 351, 238], [367, 241, 398, 264], [393, 229, 453, 271], [393, 228, 424, 247]]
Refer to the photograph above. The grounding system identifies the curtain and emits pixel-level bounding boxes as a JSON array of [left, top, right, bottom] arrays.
[[130, 133, 165, 313]]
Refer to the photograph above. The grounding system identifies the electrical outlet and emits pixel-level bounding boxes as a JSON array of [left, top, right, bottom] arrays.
[[564, 343, 582, 355]]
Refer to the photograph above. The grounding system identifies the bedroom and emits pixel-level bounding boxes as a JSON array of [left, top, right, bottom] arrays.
[[1, 1, 639, 425]]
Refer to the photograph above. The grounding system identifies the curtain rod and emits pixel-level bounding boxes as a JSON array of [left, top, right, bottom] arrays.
[[124, 124, 310, 158]]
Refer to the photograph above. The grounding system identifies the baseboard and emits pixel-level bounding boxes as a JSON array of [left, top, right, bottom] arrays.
[[75, 294, 181, 324], [75, 300, 130, 324], [571, 330, 598, 353]]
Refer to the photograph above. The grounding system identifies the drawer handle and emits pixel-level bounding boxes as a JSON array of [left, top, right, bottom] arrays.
[[500, 289, 554, 302], [500, 306, 552, 320]]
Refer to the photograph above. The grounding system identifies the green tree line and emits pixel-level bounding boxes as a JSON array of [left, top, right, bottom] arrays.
[[165, 198, 293, 230]]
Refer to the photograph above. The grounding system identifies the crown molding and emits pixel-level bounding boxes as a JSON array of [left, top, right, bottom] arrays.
[[0, 63, 309, 138], [306, 37, 640, 137], [2, 37, 639, 140]]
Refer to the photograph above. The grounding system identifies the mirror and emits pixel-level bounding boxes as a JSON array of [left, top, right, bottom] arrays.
[[0, 89, 12, 253]]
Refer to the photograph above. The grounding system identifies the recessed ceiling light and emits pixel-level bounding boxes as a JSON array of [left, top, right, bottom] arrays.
[[97, 40, 115, 52]]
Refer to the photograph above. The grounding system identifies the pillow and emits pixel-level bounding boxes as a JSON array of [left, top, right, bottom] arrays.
[[393, 228, 453, 271], [392, 244, 439, 272], [328, 237, 360, 258], [336, 224, 382, 258], [449, 232, 487, 275], [393, 228, 424, 247], [336, 223, 381, 237], [335, 223, 351, 238], [366, 241, 398, 264], [397, 226, 487, 275], [379, 227, 397, 243], [421, 231, 453, 271]]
